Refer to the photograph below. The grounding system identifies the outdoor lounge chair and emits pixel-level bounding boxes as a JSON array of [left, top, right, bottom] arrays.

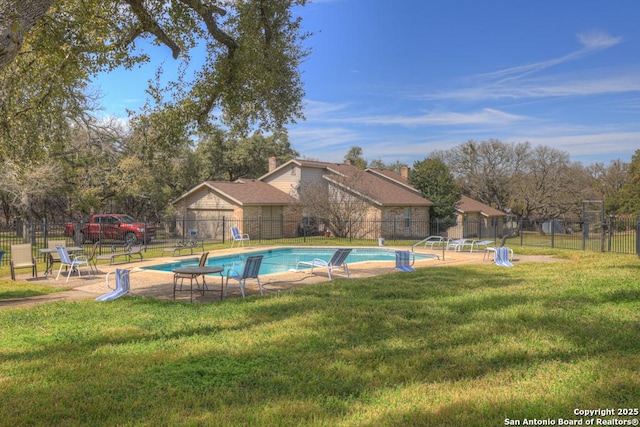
[[10, 243, 37, 281], [95, 269, 131, 301], [96, 244, 145, 265], [446, 238, 476, 252], [473, 240, 494, 251], [230, 226, 250, 248], [415, 236, 449, 249], [55, 245, 91, 282], [224, 255, 264, 298], [295, 248, 352, 280], [163, 230, 205, 256], [395, 250, 415, 272], [494, 246, 514, 267]]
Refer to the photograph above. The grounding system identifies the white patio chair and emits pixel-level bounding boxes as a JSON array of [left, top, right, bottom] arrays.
[[55, 245, 91, 282], [230, 226, 250, 248], [225, 255, 264, 298]]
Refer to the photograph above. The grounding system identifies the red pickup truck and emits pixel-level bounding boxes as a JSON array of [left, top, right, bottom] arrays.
[[65, 214, 156, 245]]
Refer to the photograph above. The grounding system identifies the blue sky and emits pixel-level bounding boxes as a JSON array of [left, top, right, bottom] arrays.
[[94, 0, 640, 166]]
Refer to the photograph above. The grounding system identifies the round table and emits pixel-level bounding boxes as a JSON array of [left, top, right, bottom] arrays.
[[172, 266, 224, 302]]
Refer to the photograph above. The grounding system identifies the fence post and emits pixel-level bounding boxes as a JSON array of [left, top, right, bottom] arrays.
[[519, 218, 524, 246], [392, 218, 396, 241], [607, 215, 614, 252], [636, 217, 640, 258], [43, 218, 48, 247]]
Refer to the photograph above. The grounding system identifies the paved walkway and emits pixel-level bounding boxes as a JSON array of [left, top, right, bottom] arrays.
[[1, 247, 560, 310]]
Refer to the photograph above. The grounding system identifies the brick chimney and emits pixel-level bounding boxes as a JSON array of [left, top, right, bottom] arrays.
[[401, 165, 410, 180], [268, 156, 280, 172]]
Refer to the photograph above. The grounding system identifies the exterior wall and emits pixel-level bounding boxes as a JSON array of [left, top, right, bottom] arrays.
[[174, 187, 234, 239], [234, 206, 301, 240], [262, 164, 327, 199], [299, 166, 326, 185], [448, 213, 505, 239], [262, 164, 304, 197], [182, 186, 235, 210], [380, 206, 430, 239], [239, 206, 262, 238]]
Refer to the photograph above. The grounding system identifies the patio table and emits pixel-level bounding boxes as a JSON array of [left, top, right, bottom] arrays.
[[172, 266, 224, 302], [38, 246, 84, 277]]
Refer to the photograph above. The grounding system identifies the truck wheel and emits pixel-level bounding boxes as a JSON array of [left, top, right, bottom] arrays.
[[124, 232, 138, 246]]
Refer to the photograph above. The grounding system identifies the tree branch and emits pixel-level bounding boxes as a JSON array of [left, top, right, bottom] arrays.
[[0, 0, 56, 70], [178, 0, 238, 53], [123, 0, 181, 59]]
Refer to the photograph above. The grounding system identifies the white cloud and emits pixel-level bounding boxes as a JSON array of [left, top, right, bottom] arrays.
[[526, 131, 640, 157], [414, 31, 628, 103], [577, 31, 622, 49], [303, 99, 351, 119], [417, 68, 640, 102], [289, 126, 362, 160], [477, 31, 622, 83], [340, 108, 526, 127], [303, 98, 527, 127]]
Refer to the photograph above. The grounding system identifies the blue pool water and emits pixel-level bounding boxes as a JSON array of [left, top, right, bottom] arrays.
[[142, 247, 437, 276]]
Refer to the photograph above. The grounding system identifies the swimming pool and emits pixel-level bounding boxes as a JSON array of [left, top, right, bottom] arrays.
[[142, 247, 437, 276]]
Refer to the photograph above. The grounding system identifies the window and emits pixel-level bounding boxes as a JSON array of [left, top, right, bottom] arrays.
[[404, 207, 411, 228]]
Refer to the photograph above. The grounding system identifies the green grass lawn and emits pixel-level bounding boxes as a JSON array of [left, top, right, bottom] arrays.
[[0, 250, 639, 426]]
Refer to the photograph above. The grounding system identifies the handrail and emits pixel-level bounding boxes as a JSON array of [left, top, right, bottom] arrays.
[[411, 236, 449, 252]]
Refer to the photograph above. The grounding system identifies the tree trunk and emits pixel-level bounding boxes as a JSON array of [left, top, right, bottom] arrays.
[[0, 0, 55, 70]]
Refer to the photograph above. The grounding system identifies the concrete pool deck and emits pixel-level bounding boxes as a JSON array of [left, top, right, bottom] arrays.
[[1, 246, 562, 309]]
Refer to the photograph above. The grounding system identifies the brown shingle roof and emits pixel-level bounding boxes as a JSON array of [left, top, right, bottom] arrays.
[[323, 163, 432, 207], [457, 195, 505, 217], [204, 180, 298, 205], [366, 168, 420, 194], [367, 168, 409, 185], [261, 158, 432, 206]]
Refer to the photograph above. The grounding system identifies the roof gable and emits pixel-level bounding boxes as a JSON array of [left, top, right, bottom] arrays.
[[456, 195, 505, 217], [172, 180, 297, 206]]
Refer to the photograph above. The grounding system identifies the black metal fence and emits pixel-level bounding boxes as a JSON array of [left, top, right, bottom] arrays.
[[0, 216, 638, 267]]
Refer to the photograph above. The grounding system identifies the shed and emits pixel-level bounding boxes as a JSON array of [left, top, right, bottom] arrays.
[[171, 180, 299, 240]]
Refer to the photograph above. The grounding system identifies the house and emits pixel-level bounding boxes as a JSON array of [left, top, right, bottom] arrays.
[[170, 157, 505, 241], [450, 195, 506, 239], [366, 167, 506, 239], [259, 159, 434, 239], [170, 179, 299, 239]]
